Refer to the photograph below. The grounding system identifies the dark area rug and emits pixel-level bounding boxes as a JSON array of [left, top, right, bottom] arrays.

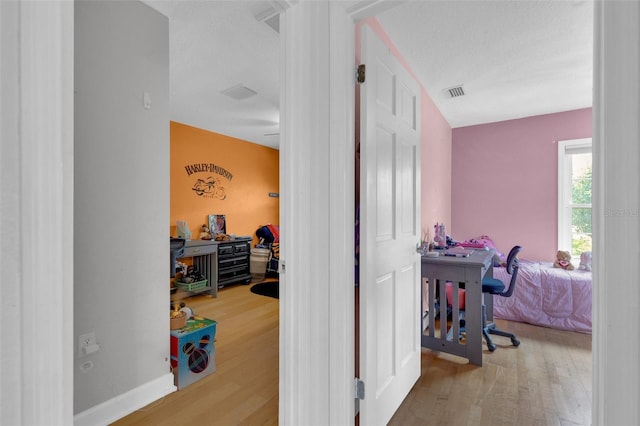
[[250, 281, 279, 299]]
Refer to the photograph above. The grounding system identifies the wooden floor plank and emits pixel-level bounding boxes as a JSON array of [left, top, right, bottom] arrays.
[[114, 284, 591, 426], [113, 281, 279, 426], [390, 320, 592, 426]]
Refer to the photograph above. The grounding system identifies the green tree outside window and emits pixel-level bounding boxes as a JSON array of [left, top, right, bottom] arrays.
[[571, 167, 592, 255]]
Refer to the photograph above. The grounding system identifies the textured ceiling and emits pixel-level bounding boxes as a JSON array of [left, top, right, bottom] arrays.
[[144, 0, 593, 148], [377, 0, 593, 128], [144, 1, 282, 148]]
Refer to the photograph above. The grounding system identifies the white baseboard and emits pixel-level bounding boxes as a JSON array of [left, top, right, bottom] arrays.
[[74, 373, 176, 426]]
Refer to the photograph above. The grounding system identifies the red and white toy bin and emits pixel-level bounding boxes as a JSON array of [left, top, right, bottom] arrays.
[[170, 317, 217, 389]]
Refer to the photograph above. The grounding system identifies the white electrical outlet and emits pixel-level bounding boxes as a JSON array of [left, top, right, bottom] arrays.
[[78, 332, 96, 357]]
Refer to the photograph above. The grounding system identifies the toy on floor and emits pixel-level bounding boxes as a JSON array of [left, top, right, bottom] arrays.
[[553, 250, 575, 270]]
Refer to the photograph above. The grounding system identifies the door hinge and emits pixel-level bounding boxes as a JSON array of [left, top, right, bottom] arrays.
[[354, 377, 365, 400], [356, 64, 366, 84]]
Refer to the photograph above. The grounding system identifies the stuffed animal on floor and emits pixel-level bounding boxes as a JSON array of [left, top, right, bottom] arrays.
[[553, 250, 575, 270], [579, 251, 592, 271]]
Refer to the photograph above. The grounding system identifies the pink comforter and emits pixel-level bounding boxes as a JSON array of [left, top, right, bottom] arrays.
[[492, 260, 592, 334]]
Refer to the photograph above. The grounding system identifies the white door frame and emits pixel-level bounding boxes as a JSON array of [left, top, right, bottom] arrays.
[[592, 1, 640, 424], [278, 2, 402, 424], [0, 1, 74, 425], [278, 3, 355, 424], [3, 1, 640, 424]]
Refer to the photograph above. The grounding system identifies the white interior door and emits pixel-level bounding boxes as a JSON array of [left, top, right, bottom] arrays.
[[359, 25, 421, 425]]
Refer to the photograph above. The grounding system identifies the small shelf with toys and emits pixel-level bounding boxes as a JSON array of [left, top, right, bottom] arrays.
[[172, 236, 252, 300], [173, 239, 218, 299]]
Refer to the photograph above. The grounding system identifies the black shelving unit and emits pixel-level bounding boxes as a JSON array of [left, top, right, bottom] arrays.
[[216, 237, 252, 288]]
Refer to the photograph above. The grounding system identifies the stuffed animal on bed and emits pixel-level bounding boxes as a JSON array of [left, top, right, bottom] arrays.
[[579, 251, 592, 271], [553, 250, 575, 270]]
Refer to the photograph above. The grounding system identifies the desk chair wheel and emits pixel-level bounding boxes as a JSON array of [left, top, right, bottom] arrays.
[[511, 337, 520, 347], [487, 342, 497, 352]]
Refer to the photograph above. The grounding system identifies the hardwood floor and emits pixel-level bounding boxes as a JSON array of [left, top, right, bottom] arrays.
[[113, 280, 279, 426], [390, 321, 592, 426], [114, 283, 591, 426]]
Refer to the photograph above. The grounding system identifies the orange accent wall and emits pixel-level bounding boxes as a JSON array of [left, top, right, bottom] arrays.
[[170, 121, 279, 245]]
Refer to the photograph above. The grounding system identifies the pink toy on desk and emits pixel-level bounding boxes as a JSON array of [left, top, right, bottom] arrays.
[[467, 236, 506, 261], [433, 222, 447, 247], [458, 235, 507, 266], [458, 241, 488, 249]]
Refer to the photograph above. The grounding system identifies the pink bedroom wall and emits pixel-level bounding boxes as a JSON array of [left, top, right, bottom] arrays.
[[421, 91, 452, 241], [357, 18, 453, 240], [451, 108, 592, 261]]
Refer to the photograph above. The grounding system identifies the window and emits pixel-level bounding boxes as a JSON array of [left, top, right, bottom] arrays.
[[558, 138, 592, 259]]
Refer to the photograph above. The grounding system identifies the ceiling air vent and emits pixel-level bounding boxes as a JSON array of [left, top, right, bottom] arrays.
[[446, 85, 465, 98], [221, 84, 257, 101]]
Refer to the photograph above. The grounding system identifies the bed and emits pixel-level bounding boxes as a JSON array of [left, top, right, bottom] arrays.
[[492, 259, 592, 334]]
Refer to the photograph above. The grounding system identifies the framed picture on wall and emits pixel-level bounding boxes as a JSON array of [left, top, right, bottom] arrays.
[[208, 214, 226, 235]]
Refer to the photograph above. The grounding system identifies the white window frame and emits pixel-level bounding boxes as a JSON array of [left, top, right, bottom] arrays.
[[557, 137, 592, 257]]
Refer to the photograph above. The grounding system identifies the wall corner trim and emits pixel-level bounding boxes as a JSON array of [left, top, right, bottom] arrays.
[[74, 374, 176, 426]]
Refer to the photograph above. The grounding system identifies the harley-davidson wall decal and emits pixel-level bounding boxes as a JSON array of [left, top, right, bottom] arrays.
[[185, 163, 233, 200]]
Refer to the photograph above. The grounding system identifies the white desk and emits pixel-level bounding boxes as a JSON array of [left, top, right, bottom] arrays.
[[421, 249, 495, 366]]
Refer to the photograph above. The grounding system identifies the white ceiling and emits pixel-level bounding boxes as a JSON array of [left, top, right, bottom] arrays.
[[377, 1, 593, 128], [143, 0, 593, 149]]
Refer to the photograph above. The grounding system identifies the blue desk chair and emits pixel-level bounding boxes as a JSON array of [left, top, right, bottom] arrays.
[[482, 245, 522, 352]]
